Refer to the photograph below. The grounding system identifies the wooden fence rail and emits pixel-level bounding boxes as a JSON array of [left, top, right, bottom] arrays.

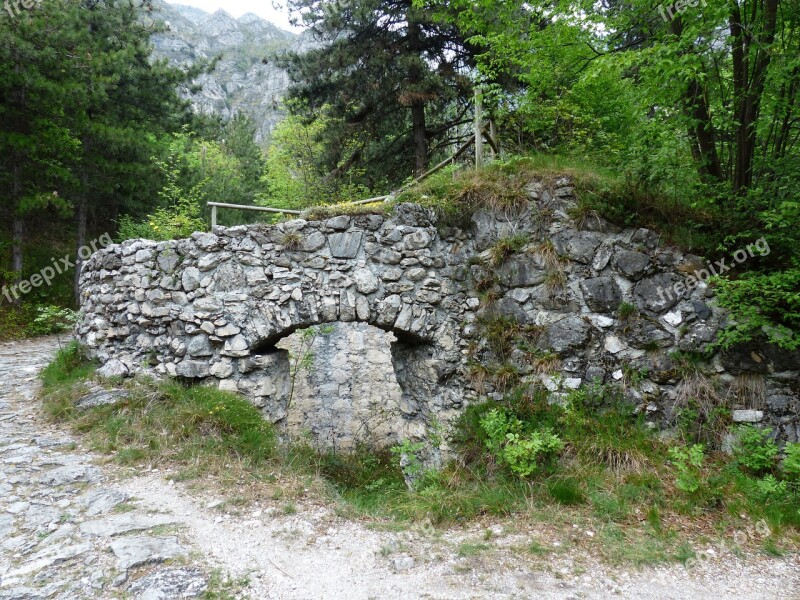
[[209, 92, 498, 228]]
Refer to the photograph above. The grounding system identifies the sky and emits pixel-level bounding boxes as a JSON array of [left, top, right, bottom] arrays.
[[166, 0, 303, 32]]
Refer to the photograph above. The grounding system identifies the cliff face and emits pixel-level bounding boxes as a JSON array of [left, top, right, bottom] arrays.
[[150, 1, 309, 145]]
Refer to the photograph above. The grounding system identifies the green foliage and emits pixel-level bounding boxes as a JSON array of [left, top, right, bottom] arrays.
[[390, 439, 426, 482], [40, 342, 95, 390], [733, 426, 779, 475], [26, 305, 77, 337], [668, 444, 705, 495], [258, 110, 371, 212], [713, 268, 800, 351], [754, 475, 789, 502], [118, 141, 207, 241], [479, 409, 563, 477], [784, 443, 800, 482]]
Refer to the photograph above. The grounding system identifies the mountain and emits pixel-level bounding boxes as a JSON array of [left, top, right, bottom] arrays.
[[150, 1, 306, 145]]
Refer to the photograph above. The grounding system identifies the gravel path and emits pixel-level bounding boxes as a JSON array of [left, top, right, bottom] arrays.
[[1, 336, 798, 599]]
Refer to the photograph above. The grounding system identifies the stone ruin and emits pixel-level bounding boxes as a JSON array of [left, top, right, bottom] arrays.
[[76, 180, 799, 458]]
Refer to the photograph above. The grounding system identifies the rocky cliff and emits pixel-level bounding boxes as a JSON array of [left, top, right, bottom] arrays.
[[150, 1, 306, 145]]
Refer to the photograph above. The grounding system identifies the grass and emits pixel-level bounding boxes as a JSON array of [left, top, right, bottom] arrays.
[[279, 230, 302, 250], [394, 161, 535, 228], [41, 346, 277, 485], [39, 343, 800, 569], [301, 201, 391, 221], [389, 154, 718, 253], [40, 341, 97, 389], [488, 233, 529, 266], [458, 542, 492, 557]]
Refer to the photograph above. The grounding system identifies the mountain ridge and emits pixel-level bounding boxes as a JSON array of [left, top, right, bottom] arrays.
[[150, 1, 306, 145]]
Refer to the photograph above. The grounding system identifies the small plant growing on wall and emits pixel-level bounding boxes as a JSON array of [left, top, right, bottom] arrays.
[[286, 324, 335, 411], [280, 230, 303, 250]]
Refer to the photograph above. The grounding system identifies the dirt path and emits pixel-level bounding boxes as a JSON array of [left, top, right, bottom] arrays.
[[1, 336, 798, 599]]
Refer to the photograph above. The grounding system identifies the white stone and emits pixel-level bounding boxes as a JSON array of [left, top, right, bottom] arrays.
[[663, 310, 683, 327], [592, 315, 615, 328], [732, 410, 763, 423], [604, 335, 625, 354], [612, 369, 624, 380], [353, 269, 379, 294]]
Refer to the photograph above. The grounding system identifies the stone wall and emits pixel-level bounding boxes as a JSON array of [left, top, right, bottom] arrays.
[[76, 180, 800, 457], [276, 323, 403, 451]]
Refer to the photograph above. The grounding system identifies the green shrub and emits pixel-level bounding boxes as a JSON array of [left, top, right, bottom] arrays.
[[784, 442, 800, 482], [754, 475, 789, 502], [733, 426, 779, 474], [40, 341, 95, 389], [390, 439, 426, 485], [480, 409, 564, 476], [668, 444, 705, 494], [118, 152, 206, 241], [26, 305, 77, 337]]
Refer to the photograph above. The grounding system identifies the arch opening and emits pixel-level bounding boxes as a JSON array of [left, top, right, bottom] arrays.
[[245, 322, 436, 452]]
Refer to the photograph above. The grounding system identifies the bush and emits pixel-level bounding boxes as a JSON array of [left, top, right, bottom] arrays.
[[480, 409, 564, 476], [117, 152, 206, 241], [26, 305, 77, 336], [668, 444, 705, 495], [754, 475, 789, 502], [734, 426, 779, 475], [783, 443, 800, 481]]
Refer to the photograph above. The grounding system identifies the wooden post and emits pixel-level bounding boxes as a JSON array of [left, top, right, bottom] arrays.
[[489, 119, 498, 159], [211, 205, 217, 229], [474, 87, 484, 170]]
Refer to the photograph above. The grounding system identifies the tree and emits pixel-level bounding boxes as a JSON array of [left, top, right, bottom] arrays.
[[258, 109, 369, 210], [0, 3, 82, 297], [63, 0, 194, 302], [280, 0, 475, 184]]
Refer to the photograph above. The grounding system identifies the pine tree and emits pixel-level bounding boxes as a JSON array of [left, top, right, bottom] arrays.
[[281, 0, 474, 184]]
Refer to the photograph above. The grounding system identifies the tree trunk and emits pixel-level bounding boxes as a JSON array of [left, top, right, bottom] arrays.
[[686, 79, 723, 182], [407, 10, 427, 176], [411, 102, 427, 176], [670, 17, 722, 183], [11, 161, 23, 291], [730, 0, 779, 194], [73, 138, 89, 306], [10, 55, 24, 301]]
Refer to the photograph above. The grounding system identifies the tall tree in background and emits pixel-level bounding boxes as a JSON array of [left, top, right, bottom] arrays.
[[65, 0, 193, 302], [0, 3, 81, 296], [281, 0, 474, 184]]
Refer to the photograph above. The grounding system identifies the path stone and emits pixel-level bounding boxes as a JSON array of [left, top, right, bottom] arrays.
[[80, 513, 179, 537], [128, 567, 208, 599], [0, 337, 207, 598], [79, 488, 130, 516], [109, 536, 187, 570], [75, 389, 129, 409]]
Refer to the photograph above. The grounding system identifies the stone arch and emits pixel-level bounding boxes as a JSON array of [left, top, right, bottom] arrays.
[[221, 294, 463, 451], [106, 205, 473, 453]]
